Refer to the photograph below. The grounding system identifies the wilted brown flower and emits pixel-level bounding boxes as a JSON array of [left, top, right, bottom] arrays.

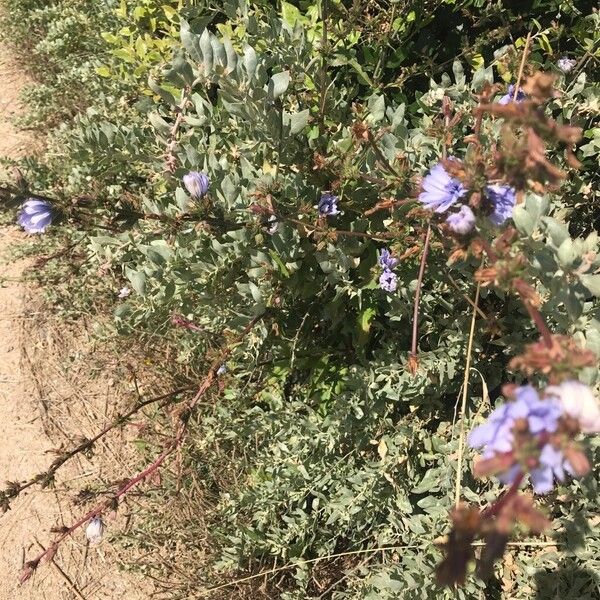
[[509, 335, 597, 380], [407, 353, 419, 376]]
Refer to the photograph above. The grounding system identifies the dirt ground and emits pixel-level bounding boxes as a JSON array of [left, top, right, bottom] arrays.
[[0, 33, 154, 600]]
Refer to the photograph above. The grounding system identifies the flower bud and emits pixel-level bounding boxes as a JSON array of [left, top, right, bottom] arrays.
[[183, 171, 210, 199], [563, 446, 591, 477], [86, 517, 104, 545]]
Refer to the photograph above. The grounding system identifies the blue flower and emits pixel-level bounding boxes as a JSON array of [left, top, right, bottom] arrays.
[[17, 199, 53, 234], [485, 184, 516, 225], [378, 248, 398, 270], [418, 163, 467, 213], [317, 192, 340, 216], [497, 84, 526, 105], [379, 270, 397, 293], [183, 171, 210, 198], [530, 444, 572, 494], [557, 57, 577, 73], [446, 205, 476, 235], [469, 385, 569, 494]]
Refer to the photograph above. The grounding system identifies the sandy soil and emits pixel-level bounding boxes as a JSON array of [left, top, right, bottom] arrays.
[[0, 30, 154, 600]]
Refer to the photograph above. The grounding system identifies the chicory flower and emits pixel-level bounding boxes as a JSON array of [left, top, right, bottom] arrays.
[[485, 184, 516, 225], [317, 192, 340, 216], [468, 385, 572, 494], [378, 248, 398, 270], [418, 163, 467, 213], [497, 84, 526, 105], [17, 199, 53, 234], [85, 517, 104, 545], [379, 270, 398, 293], [557, 57, 577, 73]]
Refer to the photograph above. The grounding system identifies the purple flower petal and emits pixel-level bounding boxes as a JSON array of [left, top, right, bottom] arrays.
[[379, 269, 397, 293], [485, 184, 516, 225], [531, 465, 554, 494], [183, 171, 210, 198], [17, 199, 53, 234], [418, 163, 467, 214]]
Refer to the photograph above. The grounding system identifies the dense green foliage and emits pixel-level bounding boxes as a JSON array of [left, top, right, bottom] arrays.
[[2, 1, 599, 598]]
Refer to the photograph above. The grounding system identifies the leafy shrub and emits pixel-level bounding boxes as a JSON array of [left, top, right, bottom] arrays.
[[2, 1, 599, 598]]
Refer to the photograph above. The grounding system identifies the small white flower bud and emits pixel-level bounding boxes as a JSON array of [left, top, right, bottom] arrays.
[[85, 517, 104, 545]]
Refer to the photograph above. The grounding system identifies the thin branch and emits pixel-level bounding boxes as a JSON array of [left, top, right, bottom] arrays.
[[454, 280, 482, 507], [513, 31, 532, 100], [410, 224, 432, 359], [279, 214, 395, 242], [366, 130, 401, 179], [20, 316, 264, 583], [318, 0, 329, 132], [195, 531, 558, 597]]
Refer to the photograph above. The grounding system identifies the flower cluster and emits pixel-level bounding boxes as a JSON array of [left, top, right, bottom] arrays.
[[419, 163, 516, 232], [377, 248, 398, 292], [469, 382, 598, 494], [317, 192, 340, 216], [17, 199, 53, 234], [183, 171, 210, 199]]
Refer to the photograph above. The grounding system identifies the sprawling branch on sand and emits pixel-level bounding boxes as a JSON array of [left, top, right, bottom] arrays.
[[19, 314, 263, 584], [0, 387, 192, 512]]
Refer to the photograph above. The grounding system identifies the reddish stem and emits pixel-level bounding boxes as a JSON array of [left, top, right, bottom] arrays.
[[519, 295, 554, 348], [20, 315, 264, 584], [21, 435, 181, 583], [482, 471, 524, 519]]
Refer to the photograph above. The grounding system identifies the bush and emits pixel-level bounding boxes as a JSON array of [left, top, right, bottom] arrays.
[[2, 1, 599, 598]]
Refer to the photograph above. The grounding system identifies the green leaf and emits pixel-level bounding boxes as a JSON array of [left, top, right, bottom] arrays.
[[347, 58, 374, 86], [180, 20, 202, 62], [556, 238, 578, 269], [268, 71, 291, 100], [126, 270, 146, 295], [243, 44, 258, 79], [580, 274, 600, 297], [289, 109, 309, 134], [148, 112, 171, 136], [367, 93, 385, 122]]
